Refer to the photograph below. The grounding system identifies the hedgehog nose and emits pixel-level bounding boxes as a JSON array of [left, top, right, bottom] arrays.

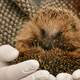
[[52, 31, 62, 39], [42, 40, 52, 50]]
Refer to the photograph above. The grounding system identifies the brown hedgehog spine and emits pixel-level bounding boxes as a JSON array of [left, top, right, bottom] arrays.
[[15, 7, 80, 76]]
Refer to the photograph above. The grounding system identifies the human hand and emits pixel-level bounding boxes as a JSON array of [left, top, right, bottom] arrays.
[[0, 45, 56, 80]]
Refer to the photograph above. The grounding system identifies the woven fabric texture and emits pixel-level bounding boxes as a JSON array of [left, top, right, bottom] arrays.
[[12, 0, 39, 17], [41, 0, 80, 18], [0, 0, 36, 46]]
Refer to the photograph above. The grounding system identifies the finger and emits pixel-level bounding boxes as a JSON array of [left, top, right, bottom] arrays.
[[20, 70, 50, 80], [56, 73, 73, 80], [72, 69, 80, 80], [0, 45, 19, 62], [0, 62, 8, 68], [0, 60, 39, 80], [49, 74, 56, 80]]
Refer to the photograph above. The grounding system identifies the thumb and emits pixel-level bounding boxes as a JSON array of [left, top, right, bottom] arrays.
[[0, 60, 39, 80]]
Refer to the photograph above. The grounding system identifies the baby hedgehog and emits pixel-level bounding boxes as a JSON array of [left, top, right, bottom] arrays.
[[16, 7, 80, 75]]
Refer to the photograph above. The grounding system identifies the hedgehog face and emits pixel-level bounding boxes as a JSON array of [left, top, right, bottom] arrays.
[[16, 8, 80, 56], [31, 9, 80, 52]]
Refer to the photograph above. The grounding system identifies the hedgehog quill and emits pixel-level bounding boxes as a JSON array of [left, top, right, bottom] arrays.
[[16, 7, 80, 76]]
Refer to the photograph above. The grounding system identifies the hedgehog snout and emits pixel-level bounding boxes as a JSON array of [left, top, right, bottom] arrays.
[[41, 39, 53, 50], [40, 31, 62, 50]]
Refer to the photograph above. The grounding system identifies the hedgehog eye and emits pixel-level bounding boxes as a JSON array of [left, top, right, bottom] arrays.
[[40, 29, 48, 37], [69, 24, 77, 31]]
